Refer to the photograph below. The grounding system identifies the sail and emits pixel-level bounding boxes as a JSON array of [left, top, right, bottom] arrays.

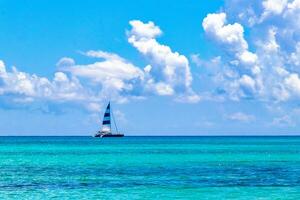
[[101, 102, 111, 133], [94, 101, 124, 137]]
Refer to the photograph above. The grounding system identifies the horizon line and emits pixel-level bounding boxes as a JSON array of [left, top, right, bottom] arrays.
[[1, 134, 300, 137]]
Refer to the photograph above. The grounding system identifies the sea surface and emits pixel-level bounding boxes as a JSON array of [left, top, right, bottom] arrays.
[[0, 136, 300, 199]]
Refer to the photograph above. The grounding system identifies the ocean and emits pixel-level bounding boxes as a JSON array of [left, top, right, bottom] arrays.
[[0, 136, 300, 199]]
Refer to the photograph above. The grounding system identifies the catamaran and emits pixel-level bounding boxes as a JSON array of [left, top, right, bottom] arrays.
[[94, 102, 124, 138]]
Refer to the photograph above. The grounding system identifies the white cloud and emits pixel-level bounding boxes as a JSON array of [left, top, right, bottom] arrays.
[[0, 57, 148, 114], [61, 50, 146, 104], [86, 102, 101, 112], [227, 112, 255, 122], [284, 73, 300, 96], [190, 54, 203, 67], [0, 60, 90, 104], [239, 75, 256, 91], [54, 72, 68, 82], [289, 42, 300, 68], [56, 57, 75, 68], [0, 60, 6, 73], [85, 50, 125, 61], [261, 0, 288, 21], [175, 92, 201, 103], [191, 54, 222, 77], [0, 19, 203, 115], [272, 115, 295, 127], [202, 12, 262, 100], [238, 51, 258, 67], [201, 1, 300, 103], [66, 50, 144, 83], [203, 13, 248, 53], [143, 65, 152, 73], [202, 12, 259, 69], [263, 28, 280, 52], [128, 20, 199, 102], [128, 20, 162, 39], [153, 82, 174, 96], [287, 0, 300, 10]]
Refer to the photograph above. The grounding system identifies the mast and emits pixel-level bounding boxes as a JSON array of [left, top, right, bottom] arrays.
[[111, 105, 119, 134]]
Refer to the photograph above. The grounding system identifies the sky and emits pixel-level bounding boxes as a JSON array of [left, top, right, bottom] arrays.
[[0, 0, 300, 136]]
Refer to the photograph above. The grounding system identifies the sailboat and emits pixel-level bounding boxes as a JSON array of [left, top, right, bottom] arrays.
[[94, 102, 124, 138]]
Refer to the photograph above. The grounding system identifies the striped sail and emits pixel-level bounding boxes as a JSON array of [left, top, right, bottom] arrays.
[[101, 103, 111, 133]]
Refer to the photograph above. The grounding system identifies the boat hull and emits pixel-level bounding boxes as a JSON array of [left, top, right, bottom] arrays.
[[94, 133, 124, 138], [101, 134, 124, 138]]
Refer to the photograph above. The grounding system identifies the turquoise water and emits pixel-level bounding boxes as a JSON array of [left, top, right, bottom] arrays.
[[1, 136, 300, 199]]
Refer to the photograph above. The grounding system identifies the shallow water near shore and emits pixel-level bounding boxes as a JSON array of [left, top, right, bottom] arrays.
[[1, 136, 300, 199]]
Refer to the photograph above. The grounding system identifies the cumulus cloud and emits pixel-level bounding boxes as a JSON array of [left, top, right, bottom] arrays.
[[261, 0, 288, 21], [0, 60, 93, 108], [68, 50, 144, 82], [284, 73, 300, 96], [202, 13, 248, 53], [63, 51, 144, 96], [202, 12, 262, 101], [58, 20, 201, 104], [0, 18, 203, 114], [203, 12, 258, 71], [0, 56, 147, 113], [58, 50, 149, 105], [238, 75, 256, 94], [128, 20, 199, 103], [201, 0, 300, 104], [128, 20, 162, 39]]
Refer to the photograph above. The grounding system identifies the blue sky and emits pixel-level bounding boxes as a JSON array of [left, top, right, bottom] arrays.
[[0, 0, 300, 136]]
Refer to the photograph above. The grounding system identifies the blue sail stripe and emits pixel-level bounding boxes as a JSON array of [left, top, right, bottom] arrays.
[[100, 102, 112, 132], [102, 120, 110, 125]]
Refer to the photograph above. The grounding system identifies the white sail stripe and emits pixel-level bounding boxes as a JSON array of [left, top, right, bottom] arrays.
[[101, 125, 111, 132]]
